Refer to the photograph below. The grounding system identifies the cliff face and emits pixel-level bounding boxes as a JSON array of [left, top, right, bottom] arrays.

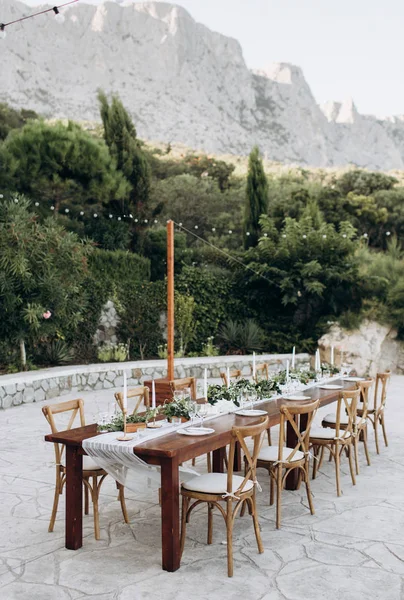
[[1, 0, 404, 169]]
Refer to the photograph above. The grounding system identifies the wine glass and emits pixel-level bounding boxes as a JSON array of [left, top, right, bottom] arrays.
[[188, 400, 198, 425], [198, 403, 208, 428]]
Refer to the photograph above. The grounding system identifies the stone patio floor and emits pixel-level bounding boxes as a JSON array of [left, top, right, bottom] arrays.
[[0, 376, 404, 600]]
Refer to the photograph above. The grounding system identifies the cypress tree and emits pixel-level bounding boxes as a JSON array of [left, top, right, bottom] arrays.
[[98, 91, 151, 216], [244, 145, 269, 248]]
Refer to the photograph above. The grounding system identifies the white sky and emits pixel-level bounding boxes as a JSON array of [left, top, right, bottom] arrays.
[[21, 0, 404, 117]]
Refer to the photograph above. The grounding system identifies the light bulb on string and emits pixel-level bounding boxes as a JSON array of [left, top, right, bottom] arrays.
[[118, 217, 122, 221], [34, 202, 39, 207], [228, 230, 232, 234], [212, 227, 216, 232], [109, 214, 113, 219], [0, 24, 6, 39], [386, 231, 391, 236], [194, 225, 198, 230], [65, 208, 69, 213], [93, 213, 98, 218], [80, 211, 84, 216], [53, 7, 65, 23]]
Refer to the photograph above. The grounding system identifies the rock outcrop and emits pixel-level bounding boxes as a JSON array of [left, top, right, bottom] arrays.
[[1, 0, 404, 169], [319, 320, 404, 376]]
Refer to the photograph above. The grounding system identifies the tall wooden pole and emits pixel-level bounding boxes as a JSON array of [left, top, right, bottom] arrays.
[[167, 220, 175, 381]]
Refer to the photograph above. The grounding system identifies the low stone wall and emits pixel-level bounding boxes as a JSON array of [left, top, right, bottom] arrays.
[[0, 353, 309, 409]]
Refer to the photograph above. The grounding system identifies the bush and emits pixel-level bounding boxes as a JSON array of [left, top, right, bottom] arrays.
[[89, 248, 150, 289], [218, 319, 264, 354]]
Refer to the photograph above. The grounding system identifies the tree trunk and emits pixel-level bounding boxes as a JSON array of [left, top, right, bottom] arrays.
[[19, 339, 27, 370]]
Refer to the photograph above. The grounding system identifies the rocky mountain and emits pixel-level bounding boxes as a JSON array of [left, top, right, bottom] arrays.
[[1, 0, 404, 169]]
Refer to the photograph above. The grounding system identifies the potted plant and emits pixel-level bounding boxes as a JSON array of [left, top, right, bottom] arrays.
[[161, 397, 192, 422], [98, 409, 155, 433]]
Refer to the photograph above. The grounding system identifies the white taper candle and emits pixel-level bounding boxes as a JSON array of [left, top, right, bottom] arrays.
[[123, 371, 127, 410], [292, 346, 296, 369], [204, 368, 208, 399], [226, 367, 230, 389], [286, 359, 289, 381], [152, 379, 156, 409], [253, 352, 256, 378], [331, 345, 334, 366]]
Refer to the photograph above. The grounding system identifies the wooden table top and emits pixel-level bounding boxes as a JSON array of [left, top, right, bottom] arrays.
[[45, 379, 355, 463]]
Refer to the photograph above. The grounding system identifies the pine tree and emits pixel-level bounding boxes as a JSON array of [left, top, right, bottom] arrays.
[[244, 146, 269, 248], [98, 91, 151, 216]]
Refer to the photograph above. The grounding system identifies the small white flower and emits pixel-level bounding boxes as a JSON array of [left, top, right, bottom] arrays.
[[14, 198, 18, 203], [282, 234, 286, 238], [0, 194, 3, 198], [342, 234, 347, 238]]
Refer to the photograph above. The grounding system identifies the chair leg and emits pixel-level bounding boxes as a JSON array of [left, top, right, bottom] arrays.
[[380, 414, 388, 447], [347, 444, 356, 486], [208, 503, 213, 544], [335, 444, 341, 497], [91, 476, 101, 540], [226, 500, 234, 577], [207, 453, 212, 473], [317, 446, 325, 471], [118, 484, 130, 524], [270, 469, 275, 506], [249, 496, 264, 554], [84, 479, 89, 515], [374, 418, 380, 455], [353, 436, 360, 476], [48, 471, 61, 533], [276, 465, 282, 529], [267, 428, 272, 446], [363, 426, 371, 466], [304, 464, 315, 515], [192, 458, 196, 467], [180, 496, 189, 558]]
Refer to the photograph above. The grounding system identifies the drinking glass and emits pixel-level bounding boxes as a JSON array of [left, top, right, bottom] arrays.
[[188, 400, 198, 425], [198, 403, 208, 428]]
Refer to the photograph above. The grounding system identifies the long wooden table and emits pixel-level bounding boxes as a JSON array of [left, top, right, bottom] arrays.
[[44, 379, 354, 572]]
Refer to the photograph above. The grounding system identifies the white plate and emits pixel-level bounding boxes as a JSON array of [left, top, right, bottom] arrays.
[[344, 377, 365, 382], [320, 384, 343, 390], [178, 427, 215, 436], [284, 395, 312, 401], [235, 409, 268, 417]]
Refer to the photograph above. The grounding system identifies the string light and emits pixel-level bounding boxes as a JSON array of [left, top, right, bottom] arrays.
[[386, 231, 391, 236], [0, 0, 78, 37], [53, 7, 65, 24]]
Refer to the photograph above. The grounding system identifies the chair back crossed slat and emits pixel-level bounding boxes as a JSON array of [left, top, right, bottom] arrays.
[[42, 399, 86, 465], [227, 417, 269, 497], [334, 389, 360, 440], [278, 400, 319, 463], [220, 369, 242, 388], [373, 371, 390, 414], [356, 379, 373, 427], [170, 377, 197, 400], [115, 386, 150, 415], [254, 363, 269, 382]]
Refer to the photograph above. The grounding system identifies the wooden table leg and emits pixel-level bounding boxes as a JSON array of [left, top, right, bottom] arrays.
[[212, 447, 226, 473], [285, 414, 308, 490], [160, 457, 180, 572], [65, 446, 83, 550]]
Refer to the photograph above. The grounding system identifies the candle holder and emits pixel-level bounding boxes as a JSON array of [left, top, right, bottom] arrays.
[[116, 409, 134, 441]]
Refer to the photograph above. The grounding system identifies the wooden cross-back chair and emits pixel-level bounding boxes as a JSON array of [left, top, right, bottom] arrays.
[[310, 389, 359, 497], [115, 386, 150, 415], [42, 399, 129, 540], [170, 377, 197, 400], [358, 371, 390, 454], [322, 379, 373, 474], [220, 369, 242, 388], [255, 400, 319, 529], [254, 363, 269, 382], [180, 416, 269, 577]]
